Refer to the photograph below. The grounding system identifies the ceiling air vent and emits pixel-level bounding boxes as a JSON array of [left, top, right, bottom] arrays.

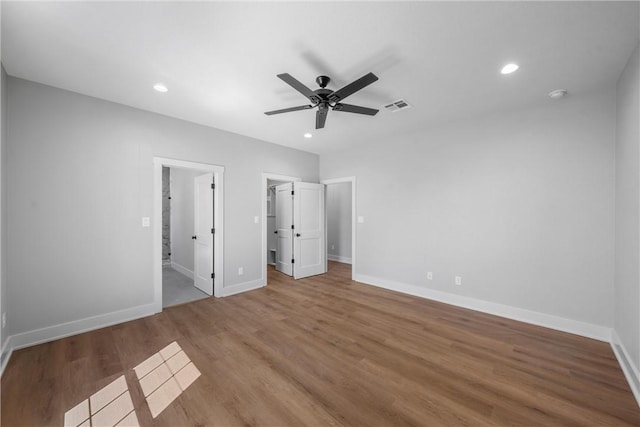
[[384, 99, 411, 112]]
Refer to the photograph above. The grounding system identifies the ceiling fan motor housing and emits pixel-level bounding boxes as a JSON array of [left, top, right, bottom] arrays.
[[314, 88, 333, 103], [316, 75, 331, 88]]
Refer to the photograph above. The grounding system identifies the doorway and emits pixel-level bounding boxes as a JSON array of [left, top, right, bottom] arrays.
[[321, 177, 356, 279], [153, 158, 225, 313], [262, 173, 300, 284], [262, 173, 328, 282], [161, 167, 211, 307]]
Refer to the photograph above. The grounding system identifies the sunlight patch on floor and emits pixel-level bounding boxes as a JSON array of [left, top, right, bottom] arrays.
[[63, 341, 200, 425], [133, 341, 201, 418], [63, 375, 139, 427]]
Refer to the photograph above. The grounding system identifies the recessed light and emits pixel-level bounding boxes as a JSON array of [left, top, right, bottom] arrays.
[[500, 63, 519, 74], [548, 89, 568, 99], [304, 133, 312, 138], [153, 83, 168, 93]]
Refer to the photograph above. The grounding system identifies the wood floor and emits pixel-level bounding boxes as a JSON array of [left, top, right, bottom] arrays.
[[2, 262, 639, 426]]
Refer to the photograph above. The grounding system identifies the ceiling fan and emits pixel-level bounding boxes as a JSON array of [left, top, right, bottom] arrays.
[[265, 72, 379, 129]]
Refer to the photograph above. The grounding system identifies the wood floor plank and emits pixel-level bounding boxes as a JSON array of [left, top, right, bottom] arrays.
[[2, 261, 639, 426]]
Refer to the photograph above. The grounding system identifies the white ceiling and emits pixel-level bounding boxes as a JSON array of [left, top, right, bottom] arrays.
[[2, 1, 638, 155]]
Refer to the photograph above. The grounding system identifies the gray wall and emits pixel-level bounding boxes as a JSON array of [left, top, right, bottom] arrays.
[[321, 88, 616, 327], [6, 77, 318, 336], [170, 168, 202, 274], [615, 43, 640, 374], [1, 65, 7, 351], [326, 182, 352, 262]]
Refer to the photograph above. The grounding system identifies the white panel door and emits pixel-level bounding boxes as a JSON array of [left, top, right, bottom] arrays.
[[194, 173, 214, 295], [293, 182, 326, 279], [275, 182, 294, 276]]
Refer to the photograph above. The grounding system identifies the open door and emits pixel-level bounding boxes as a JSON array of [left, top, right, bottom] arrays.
[[275, 182, 294, 276], [194, 173, 214, 295], [293, 182, 327, 279]]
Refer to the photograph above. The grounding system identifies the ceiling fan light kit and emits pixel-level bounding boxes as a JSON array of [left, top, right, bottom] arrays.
[[265, 72, 380, 129]]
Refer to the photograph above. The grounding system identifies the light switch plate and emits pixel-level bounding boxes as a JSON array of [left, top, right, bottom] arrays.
[[254, 216, 259, 224], [357, 216, 364, 224], [142, 217, 150, 227]]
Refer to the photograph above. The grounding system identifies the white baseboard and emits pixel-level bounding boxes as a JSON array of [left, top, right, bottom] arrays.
[[354, 273, 611, 342], [328, 254, 352, 264], [611, 330, 640, 407], [0, 337, 13, 377], [170, 261, 194, 280], [0, 302, 157, 377], [221, 278, 265, 297]]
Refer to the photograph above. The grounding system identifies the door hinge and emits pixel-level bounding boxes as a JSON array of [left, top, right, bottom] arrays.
[[211, 228, 215, 234], [291, 259, 295, 264], [291, 224, 294, 229], [291, 190, 294, 196], [211, 273, 215, 279], [211, 183, 215, 190]]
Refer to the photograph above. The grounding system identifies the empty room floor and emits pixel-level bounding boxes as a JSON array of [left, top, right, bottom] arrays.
[[2, 261, 639, 426], [162, 266, 208, 308]]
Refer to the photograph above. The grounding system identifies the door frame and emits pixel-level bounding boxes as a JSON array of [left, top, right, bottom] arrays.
[[320, 176, 356, 280], [154, 157, 225, 312], [261, 172, 301, 285]]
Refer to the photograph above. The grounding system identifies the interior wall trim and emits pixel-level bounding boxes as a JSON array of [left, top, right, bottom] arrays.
[[170, 261, 194, 280], [0, 337, 13, 377], [354, 273, 611, 342], [611, 330, 640, 407], [0, 302, 156, 376], [327, 254, 352, 264], [221, 278, 265, 297]]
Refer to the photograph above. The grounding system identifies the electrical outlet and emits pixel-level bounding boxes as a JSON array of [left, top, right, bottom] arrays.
[[455, 276, 462, 286], [238, 267, 244, 276], [427, 272, 433, 280], [2, 313, 6, 328]]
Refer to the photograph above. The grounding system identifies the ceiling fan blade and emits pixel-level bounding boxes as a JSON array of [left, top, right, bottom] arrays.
[[316, 108, 328, 129], [329, 72, 378, 103], [333, 103, 379, 116], [264, 105, 314, 115], [277, 73, 320, 103]]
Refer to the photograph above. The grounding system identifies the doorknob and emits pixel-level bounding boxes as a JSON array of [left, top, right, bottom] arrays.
[[192, 235, 197, 240], [296, 233, 301, 237], [274, 230, 278, 234]]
